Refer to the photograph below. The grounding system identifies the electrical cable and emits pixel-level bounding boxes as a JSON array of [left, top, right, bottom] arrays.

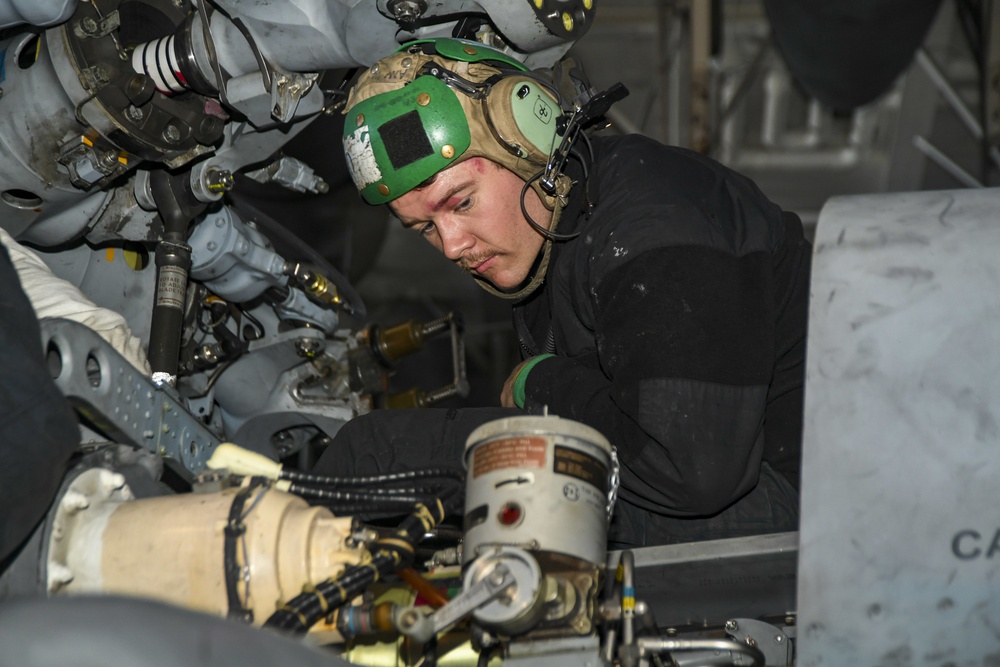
[[264, 491, 460, 634], [290, 486, 433, 505], [520, 172, 580, 241], [282, 467, 463, 488]]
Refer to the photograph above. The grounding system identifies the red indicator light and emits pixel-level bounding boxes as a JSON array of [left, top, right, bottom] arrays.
[[498, 502, 523, 526]]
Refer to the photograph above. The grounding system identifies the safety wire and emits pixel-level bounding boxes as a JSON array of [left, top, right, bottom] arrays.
[[263, 482, 463, 635]]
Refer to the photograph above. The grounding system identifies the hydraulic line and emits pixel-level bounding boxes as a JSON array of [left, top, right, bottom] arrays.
[[397, 568, 450, 609], [637, 637, 766, 667], [264, 494, 457, 634], [281, 467, 464, 488]]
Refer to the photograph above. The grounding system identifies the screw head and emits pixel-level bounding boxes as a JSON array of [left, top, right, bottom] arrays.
[[162, 124, 181, 144], [125, 105, 144, 122], [724, 620, 738, 632]]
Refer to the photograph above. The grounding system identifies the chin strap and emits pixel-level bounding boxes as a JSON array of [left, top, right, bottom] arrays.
[[471, 176, 569, 301]]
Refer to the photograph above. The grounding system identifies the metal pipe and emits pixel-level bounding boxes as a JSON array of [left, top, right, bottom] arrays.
[[915, 48, 983, 140], [638, 637, 766, 667], [912, 135, 984, 188], [621, 550, 635, 647]]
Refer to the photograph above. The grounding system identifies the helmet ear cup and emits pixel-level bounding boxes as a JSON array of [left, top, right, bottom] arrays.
[[483, 76, 562, 166]]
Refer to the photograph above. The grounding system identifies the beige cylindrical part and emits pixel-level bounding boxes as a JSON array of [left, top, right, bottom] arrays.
[[56, 485, 360, 627]]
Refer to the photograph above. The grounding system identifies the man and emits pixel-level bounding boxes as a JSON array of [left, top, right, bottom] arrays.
[[318, 39, 808, 547]]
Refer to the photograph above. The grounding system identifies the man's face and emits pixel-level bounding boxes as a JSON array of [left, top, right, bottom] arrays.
[[391, 157, 552, 291]]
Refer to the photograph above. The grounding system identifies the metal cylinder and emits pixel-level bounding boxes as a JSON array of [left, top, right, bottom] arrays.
[[463, 415, 612, 567], [131, 34, 186, 95], [46, 469, 362, 632], [148, 238, 191, 385]]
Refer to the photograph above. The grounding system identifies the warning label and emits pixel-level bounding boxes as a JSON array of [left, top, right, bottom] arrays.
[[156, 266, 187, 310], [472, 437, 547, 478], [554, 446, 608, 494]]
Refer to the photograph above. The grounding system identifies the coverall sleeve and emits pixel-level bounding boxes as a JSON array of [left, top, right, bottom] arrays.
[[0, 244, 80, 562], [522, 242, 776, 517]]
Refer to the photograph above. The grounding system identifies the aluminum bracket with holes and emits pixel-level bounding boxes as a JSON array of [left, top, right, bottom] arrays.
[[41, 318, 220, 476]]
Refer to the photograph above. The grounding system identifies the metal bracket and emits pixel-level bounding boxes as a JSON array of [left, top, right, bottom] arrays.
[[41, 318, 220, 476], [73, 10, 121, 40], [270, 69, 319, 124]]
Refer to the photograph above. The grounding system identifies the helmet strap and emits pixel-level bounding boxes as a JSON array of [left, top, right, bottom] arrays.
[[471, 189, 567, 301]]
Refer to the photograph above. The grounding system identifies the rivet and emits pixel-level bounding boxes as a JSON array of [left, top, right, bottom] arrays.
[[562, 12, 574, 31], [417, 92, 431, 106], [441, 145, 455, 158], [378, 184, 390, 196], [401, 57, 413, 68], [370, 63, 379, 75], [356, 113, 365, 127], [464, 46, 477, 55]]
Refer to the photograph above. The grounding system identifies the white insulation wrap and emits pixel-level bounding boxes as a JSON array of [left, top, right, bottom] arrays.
[[1, 228, 150, 373], [0, 0, 75, 28], [797, 188, 1000, 664]]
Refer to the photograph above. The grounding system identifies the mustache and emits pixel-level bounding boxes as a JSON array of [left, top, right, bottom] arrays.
[[459, 252, 497, 271]]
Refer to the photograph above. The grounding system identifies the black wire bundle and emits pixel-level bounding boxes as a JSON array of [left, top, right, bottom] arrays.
[[282, 467, 465, 517], [263, 485, 463, 635]]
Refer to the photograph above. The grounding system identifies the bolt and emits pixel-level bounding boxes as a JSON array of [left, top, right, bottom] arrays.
[[745, 636, 757, 648], [205, 168, 235, 194], [389, 0, 426, 23], [125, 105, 144, 123], [199, 345, 219, 364], [80, 16, 99, 34], [665, 627, 678, 637], [100, 150, 119, 169], [724, 619, 738, 633], [487, 569, 506, 586], [295, 337, 324, 358], [162, 124, 181, 144], [784, 614, 796, 626]]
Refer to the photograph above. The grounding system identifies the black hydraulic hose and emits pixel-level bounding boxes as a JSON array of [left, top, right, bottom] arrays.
[[289, 486, 426, 505], [264, 495, 455, 634], [291, 483, 451, 498], [282, 467, 464, 488]]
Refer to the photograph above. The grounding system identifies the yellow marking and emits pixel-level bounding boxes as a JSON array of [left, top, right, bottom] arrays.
[[122, 249, 143, 270]]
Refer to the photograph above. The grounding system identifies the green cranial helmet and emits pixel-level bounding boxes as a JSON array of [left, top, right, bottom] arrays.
[[342, 38, 569, 207]]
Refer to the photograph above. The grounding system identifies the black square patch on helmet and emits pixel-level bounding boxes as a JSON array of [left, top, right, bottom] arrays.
[[380, 111, 434, 170]]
